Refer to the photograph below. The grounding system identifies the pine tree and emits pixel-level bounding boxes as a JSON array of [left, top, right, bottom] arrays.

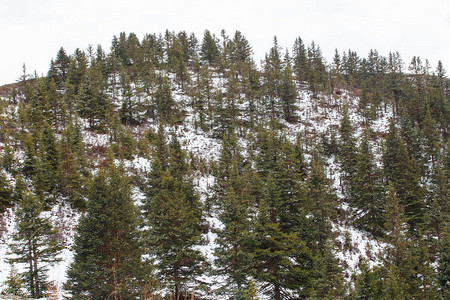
[[29, 77, 48, 130], [437, 227, 450, 299], [353, 133, 385, 236], [53, 47, 70, 86], [9, 192, 63, 298], [0, 171, 13, 212], [143, 129, 207, 297], [46, 78, 65, 133], [310, 244, 345, 300], [280, 51, 298, 121], [306, 153, 337, 253], [383, 120, 424, 231], [352, 261, 382, 300], [230, 30, 253, 75], [119, 69, 137, 125], [338, 104, 358, 203], [58, 121, 88, 208], [65, 163, 145, 299], [244, 130, 316, 299], [246, 195, 313, 300], [77, 65, 108, 130], [154, 76, 179, 123], [381, 183, 411, 299], [292, 37, 309, 83], [67, 49, 88, 92], [262, 37, 283, 119], [434, 144, 450, 298], [214, 138, 253, 298], [2, 142, 15, 173], [427, 151, 449, 246], [3, 263, 25, 297], [215, 183, 251, 298], [41, 122, 60, 196], [380, 183, 434, 298], [307, 42, 327, 97], [400, 113, 423, 170], [242, 279, 259, 300], [382, 265, 410, 300], [200, 30, 220, 67], [422, 106, 440, 165], [413, 238, 438, 298]]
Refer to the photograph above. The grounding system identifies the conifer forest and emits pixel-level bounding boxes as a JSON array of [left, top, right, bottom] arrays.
[[0, 30, 448, 299]]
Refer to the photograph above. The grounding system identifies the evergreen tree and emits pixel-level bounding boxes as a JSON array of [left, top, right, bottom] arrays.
[[381, 183, 411, 299], [215, 182, 252, 298], [244, 130, 316, 299], [53, 47, 70, 86], [400, 113, 423, 170], [262, 37, 283, 119], [437, 227, 450, 299], [246, 196, 311, 300], [292, 37, 309, 83], [77, 65, 108, 130], [58, 121, 88, 208], [67, 49, 88, 91], [0, 172, 13, 212], [353, 133, 385, 236], [380, 183, 435, 298], [154, 76, 179, 123], [214, 134, 253, 298], [305, 153, 337, 253], [41, 122, 59, 197], [143, 129, 207, 297], [29, 77, 48, 130], [338, 104, 358, 203], [119, 69, 137, 125], [242, 279, 259, 300], [200, 30, 220, 67], [230, 30, 253, 75], [2, 142, 15, 173], [46, 78, 65, 133], [383, 120, 424, 231], [307, 42, 328, 97], [3, 263, 25, 297], [9, 192, 63, 298], [351, 261, 382, 300], [422, 106, 440, 165], [65, 163, 145, 299], [427, 150, 449, 246], [433, 145, 450, 298], [280, 51, 298, 120], [310, 244, 345, 300]]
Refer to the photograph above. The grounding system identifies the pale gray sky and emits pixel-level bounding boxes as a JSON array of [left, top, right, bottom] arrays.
[[1, 0, 449, 85]]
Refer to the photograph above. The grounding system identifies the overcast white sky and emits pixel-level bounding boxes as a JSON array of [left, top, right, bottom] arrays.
[[1, 0, 449, 85]]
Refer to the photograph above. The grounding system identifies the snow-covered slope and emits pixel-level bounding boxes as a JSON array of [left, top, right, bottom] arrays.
[[0, 78, 393, 298]]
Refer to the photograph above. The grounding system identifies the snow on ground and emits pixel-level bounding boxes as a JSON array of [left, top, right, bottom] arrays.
[[82, 130, 109, 148], [283, 88, 392, 145], [0, 77, 395, 297], [333, 223, 386, 280]]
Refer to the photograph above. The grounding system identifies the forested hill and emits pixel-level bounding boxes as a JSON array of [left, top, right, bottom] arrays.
[[0, 30, 448, 299]]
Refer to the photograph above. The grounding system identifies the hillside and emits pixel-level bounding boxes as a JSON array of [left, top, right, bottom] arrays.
[[0, 30, 448, 299]]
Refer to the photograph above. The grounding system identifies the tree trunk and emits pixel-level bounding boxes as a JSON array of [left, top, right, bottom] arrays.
[[274, 283, 281, 300], [28, 241, 35, 298], [32, 244, 40, 297]]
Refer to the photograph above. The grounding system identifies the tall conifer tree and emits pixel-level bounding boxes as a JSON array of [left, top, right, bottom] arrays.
[[66, 162, 145, 299], [143, 128, 207, 297], [9, 192, 63, 298]]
